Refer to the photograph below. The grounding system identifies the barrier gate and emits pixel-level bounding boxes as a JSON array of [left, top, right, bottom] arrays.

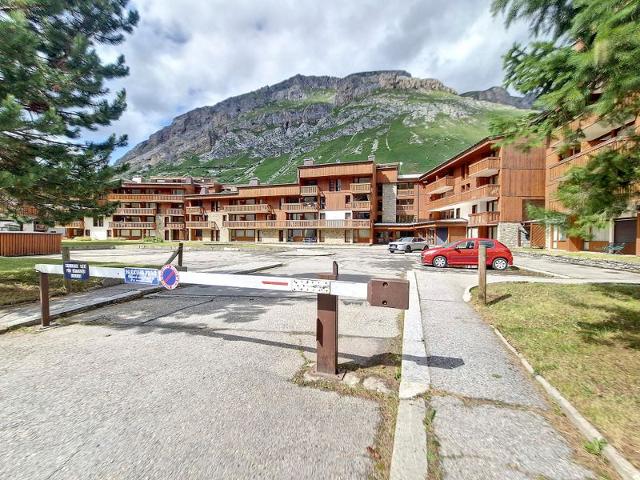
[[35, 261, 409, 375]]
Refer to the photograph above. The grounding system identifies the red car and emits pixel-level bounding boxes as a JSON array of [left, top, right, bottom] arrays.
[[421, 238, 513, 270]]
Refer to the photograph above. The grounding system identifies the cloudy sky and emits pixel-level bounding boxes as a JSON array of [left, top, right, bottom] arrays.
[[96, 0, 531, 160]]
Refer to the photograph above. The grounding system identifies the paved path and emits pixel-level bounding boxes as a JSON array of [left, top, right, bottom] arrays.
[[513, 252, 640, 280], [415, 268, 597, 480]]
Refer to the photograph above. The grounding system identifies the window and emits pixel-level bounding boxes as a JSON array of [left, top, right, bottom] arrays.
[[457, 240, 476, 249], [455, 208, 461, 219], [471, 205, 478, 214], [92, 217, 104, 227], [329, 180, 335, 192], [336, 179, 342, 191], [479, 240, 495, 249]]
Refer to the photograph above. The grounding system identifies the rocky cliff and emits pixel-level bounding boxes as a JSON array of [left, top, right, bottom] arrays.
[[118, 71, 529, 183], [461, 86, 536, 110]]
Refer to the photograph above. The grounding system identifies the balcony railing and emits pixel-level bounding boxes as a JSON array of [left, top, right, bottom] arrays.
[[222, 219, 371, 229], [469, 157, 500, 178], [397, 189, 415, 197], [186, 221, 217, 229], [64, 221, 84, 228], [350, 201, 371, 210], [396, 204, 415, 213], [223, 204, 272, 213], [185, 206, 204, 215], [115, 207, 156, 215], [350, 183, 371, 193], [548, 138, 628, 182], [428, 184, 500, 211], [300, 185, 318, 196], [163, 208, 184, 216], [108, 193, 184, 202], [109, 222, 156, 229], [424, 176, 455, 195], [467, 211, 500, 226], [281, 202, 319, 212], [164, 222, 185, 229]]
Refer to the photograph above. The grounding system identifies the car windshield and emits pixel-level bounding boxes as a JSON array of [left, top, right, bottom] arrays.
[[435, 241, 455, 248], [398, 237, 414, 242]]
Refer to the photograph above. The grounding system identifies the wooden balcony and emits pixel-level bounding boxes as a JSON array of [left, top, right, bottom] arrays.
[[185, 206, 203, 215], [396, 204, 415, 214], [350, 183, 371, 193], [223, 204, 272, 213], [64, 221, 84, 228], [164, 222, 185, 229], [300, 185, 318, 196], [469, 157, 500, 178], [467, 211, 500, 226], [163, 208, 184, 216], [109, 222, 156, 229], [548, 138, 628, 183], [397, 189, 415, 197], [115, 208, 156, 215], [108, 193, 184, 202], [424, 176, 455, 195], [350, 201, 371, 210], [427, 184, 500, 211], [222, 219, 372, 229], [186, 221, 217, 229], [281, 202, 319, 212]]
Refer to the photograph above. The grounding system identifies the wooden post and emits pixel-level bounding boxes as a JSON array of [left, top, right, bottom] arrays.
[[61, 246, 71, 293], [178, 242, 184, 268], [316, 261, 339, 375], [478, 244, 487, 305], [40, 272, 50, 327]]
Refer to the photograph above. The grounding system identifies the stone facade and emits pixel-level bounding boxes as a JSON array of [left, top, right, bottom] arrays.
[[381, 184, 397, 223], [259, 229, 280, 243], [207, 212, 229, 242], [322, 229, 350, 244], [497, 222, 521, 248]]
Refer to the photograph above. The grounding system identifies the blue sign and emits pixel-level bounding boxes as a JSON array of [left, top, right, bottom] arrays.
[[124, 267, 159, 286], [159, 264, 179, 290], [63, 261, 90, 281]]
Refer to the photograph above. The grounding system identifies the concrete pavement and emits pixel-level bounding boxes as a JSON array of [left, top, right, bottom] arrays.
[[415, 267, 600, 479], [514, 252, 640, 280]]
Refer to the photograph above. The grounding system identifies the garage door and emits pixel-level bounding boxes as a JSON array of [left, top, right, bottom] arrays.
[[614, 218, 637, 254]]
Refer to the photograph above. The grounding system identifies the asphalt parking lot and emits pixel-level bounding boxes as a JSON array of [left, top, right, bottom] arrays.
[[0, 247, 413, 480]]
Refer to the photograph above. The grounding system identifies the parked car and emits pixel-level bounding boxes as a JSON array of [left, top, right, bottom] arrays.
[[420, 238, 513, 270], [389, 237, 429, 253]]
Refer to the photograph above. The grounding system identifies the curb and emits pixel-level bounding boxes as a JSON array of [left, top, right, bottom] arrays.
[[491, 327, 640, 480], [513, 263, 570, 278], [390, 269, 429, 480]]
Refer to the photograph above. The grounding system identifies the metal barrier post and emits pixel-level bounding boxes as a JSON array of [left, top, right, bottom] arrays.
[[39, 272, 50, 327], [178, 242, 183, 268], [478, 244, 487, 304], [316, 261, 339, 375], [61, 246, 71, 293]]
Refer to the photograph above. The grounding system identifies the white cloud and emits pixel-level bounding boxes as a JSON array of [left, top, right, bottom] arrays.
[[88, 0, 530, 160]]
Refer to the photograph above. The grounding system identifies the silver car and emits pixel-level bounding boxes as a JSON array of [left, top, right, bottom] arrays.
[[388, 236, 429, 253]]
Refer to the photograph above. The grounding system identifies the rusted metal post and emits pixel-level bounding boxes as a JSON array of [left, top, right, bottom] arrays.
[[478, 244, 487, 305], [178, 242, 183, 268], [316, 261, 339, 375], [39, 272, 50, 327], [61, 246, 71, 293]]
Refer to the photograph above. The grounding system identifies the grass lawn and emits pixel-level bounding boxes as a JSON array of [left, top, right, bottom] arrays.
[[0, 257, 160, 307], [473, 282, 640, 468], [516, 248, 640, 265]]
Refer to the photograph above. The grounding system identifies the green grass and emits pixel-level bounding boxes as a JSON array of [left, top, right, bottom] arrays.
[[473, 283, 640, 468], [0, 257, 160, 307], [516, 247, 640, 265]]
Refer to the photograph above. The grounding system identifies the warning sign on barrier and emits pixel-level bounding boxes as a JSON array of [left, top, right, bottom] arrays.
[[124, 267, 159, 286], [159, 264, 179, 290], [63, 261, 90, 281]]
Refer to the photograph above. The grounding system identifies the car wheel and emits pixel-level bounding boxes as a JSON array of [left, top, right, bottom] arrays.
[[492, 257, 509, 271], [433, 255, 447, 268], [405, 246, 411, 253]]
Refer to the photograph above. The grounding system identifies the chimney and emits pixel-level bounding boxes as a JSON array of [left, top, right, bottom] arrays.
[[335, 158, 341, 163], [368, 154, 375, 162], [303, 158, 314, 166], [249, 177, 260, 186]]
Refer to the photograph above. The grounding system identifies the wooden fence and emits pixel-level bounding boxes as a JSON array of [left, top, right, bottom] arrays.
[[0, 232, 62, 257]]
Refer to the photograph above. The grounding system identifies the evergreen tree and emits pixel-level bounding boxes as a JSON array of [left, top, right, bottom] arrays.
[[491, 0, 640, 238], [0, 0, 138, 225]]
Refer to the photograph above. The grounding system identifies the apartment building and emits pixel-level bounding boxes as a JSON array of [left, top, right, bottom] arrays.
[[184, 159, 377, 244], [545, 115, 640, 254], [417, 137, 546, 248]]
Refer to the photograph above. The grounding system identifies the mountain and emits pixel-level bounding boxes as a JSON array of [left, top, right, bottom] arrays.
[[118, 71, 529, 183], [460, 86, 536, 110]]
